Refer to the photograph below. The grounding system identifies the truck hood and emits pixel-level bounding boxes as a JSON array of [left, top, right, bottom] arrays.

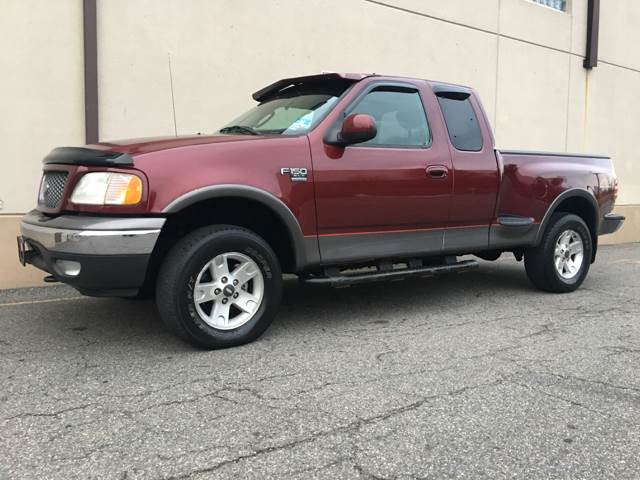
[[94, 134, 267, 156], [42, 134, 281, 168]]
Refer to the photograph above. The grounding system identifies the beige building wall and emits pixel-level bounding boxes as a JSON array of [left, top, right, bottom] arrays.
[[0, 0, 85, 288], [96, 0, 640, 239], [1, 0, 638, 289]]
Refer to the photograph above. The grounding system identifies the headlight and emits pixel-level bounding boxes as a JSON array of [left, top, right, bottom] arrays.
[[70, 172, 143, 205]]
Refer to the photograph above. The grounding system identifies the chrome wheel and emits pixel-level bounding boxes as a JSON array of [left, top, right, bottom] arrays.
[[554, 229, 584, 280], [193, 252, 264, 330]]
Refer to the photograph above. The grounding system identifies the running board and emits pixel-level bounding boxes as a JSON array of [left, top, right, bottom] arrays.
[[302, 259, 479, 287]]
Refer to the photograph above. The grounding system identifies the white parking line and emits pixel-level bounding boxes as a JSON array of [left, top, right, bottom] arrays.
[[0, 297, 87, 308], [610, 259, 640, 265]]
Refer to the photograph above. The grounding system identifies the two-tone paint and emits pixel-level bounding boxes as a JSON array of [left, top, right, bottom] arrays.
[[31, 73, 622, 276]]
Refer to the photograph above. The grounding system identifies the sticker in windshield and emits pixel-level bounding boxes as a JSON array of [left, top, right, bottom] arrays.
[[285, 113, 314, 132]]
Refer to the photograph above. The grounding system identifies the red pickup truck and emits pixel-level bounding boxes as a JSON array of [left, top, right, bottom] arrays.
[[18, 73, 624, 349]]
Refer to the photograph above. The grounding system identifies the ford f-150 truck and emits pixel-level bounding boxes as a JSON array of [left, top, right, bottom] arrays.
[[18, 73, 625, 349]]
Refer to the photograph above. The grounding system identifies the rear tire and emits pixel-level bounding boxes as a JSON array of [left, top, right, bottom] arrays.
[[156, 225, 282, 349], [524, 213, 592, 293]]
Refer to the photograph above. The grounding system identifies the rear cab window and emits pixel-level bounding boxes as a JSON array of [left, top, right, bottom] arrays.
[[436, 93, 483, 151]]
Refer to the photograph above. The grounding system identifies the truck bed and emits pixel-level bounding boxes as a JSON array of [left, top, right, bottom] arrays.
[[495, 149, 617, 227]]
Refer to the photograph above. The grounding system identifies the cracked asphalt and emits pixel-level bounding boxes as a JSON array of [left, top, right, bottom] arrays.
[[1, 244, 639, 479]]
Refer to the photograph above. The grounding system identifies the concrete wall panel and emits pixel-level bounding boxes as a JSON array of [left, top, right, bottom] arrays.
[[598, 0, 640, 71], [97, 2, 177, 140], [98, 0, 498, 139], [0, 216, 45, 289], [600, 204, 640, 246], [565, 55, 587, 152], [379, 0, 500, 32], [0, 0, 84, 214], [581, 63, 640, 205], [499, 0, 572, 52], [494, 37, 569, 150]]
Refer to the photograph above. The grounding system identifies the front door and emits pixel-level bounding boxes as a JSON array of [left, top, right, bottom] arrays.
[[311, 84, 453, 264]]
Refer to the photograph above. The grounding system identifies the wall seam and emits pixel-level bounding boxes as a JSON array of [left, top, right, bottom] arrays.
[[563, 4, 574, 152], [598, 60, 640, 75], [493, 0, 502, 142], [582, 70, 590, 151]]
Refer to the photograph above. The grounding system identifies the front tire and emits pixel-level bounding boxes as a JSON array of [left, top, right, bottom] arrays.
[[156, 225, 282, 349], [524, 213, 592, 293]]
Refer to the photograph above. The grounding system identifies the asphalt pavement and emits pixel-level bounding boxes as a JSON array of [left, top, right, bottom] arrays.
[[1, 244, 639, 479]]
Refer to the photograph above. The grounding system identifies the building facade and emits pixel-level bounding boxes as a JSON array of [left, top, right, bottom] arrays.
[[1, 0, 638, 289]]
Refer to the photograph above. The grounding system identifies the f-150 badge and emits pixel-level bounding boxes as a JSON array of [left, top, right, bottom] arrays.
[[280, 167, 308, 182]]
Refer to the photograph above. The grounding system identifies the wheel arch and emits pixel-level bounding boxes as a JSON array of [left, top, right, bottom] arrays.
[[158, 185, 315, 273], [535, 188, 599, 262]]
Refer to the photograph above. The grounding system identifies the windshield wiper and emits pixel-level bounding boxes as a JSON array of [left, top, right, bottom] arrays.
[[219, 125, 260, 136]]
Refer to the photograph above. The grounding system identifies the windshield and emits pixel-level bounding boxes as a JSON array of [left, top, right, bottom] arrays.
[[220, 81, 353, 136]]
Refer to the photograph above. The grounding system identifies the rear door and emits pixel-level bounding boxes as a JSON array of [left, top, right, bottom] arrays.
[[434, 87, 500, 252], [310, 82, 453, 264]]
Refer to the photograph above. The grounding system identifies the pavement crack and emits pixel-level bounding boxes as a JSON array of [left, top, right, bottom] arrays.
[[602, 345, 640, 357], [375, 348, 406, 362], [353, 462, 391, 479], [543, 371, 640, 395], [3, 403, 98, 421], [161, 379, 503, 479], [518, 322, 563, 341], [508, 380, 610, 418], [96, 375, 222, 400], [53, 441, 114, 463], [287, 458, 343, 476]]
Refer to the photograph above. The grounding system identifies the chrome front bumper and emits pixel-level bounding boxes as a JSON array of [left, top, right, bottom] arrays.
[[18, 210, 165, 296], [20, 211, 165, 256]]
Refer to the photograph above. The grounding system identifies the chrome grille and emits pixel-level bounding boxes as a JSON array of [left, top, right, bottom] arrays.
[[38, 172, 68, 209]]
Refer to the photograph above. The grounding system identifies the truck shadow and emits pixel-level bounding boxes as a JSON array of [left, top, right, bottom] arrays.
[[2, 259, 533, 352]]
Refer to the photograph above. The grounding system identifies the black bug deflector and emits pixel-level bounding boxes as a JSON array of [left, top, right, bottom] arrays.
[[43, 147, 133, 167]]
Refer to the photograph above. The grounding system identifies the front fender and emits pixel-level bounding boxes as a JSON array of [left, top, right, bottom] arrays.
[[163, 184, 319, 271]]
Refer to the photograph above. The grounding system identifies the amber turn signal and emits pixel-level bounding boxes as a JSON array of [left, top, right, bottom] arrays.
[[105, 174, 143, 205]]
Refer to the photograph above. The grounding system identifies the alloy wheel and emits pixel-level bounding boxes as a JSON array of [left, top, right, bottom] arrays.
[[554, 229, 584, 280], [193, 252, 264, 330]]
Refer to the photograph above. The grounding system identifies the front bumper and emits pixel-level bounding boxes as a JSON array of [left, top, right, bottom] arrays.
[[599, 213, 625, 236], [18, 210, 165, 296]]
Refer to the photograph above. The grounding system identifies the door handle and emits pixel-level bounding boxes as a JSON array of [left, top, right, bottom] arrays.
[[426, 165, 449, 179]]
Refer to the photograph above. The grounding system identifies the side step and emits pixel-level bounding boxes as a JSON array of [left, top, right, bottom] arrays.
[[302, 258, 479, 287]]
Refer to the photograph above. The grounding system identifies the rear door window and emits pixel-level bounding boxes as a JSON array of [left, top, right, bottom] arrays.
[[437, 96, 483, 151]]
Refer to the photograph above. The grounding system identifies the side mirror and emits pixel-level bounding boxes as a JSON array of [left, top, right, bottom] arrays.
[[339, 114, 377, 146]]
